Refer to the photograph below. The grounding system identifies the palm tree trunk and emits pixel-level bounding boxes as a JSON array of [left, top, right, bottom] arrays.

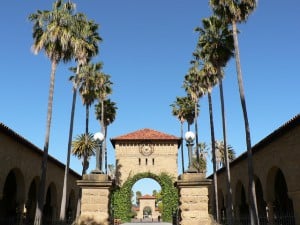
[[180, 121, 185, 173], [101, 99, 105, 173], [232, 20, 259, 225], [76, 103, 90, 219], [218, 78, 233, 224], [105, 126, 108, 174], [86, 104, 89, 135], [59, 66, 79, 220], [208, 92, 219, 223], [34, 60, 57, 225], [194, 101, 200, 172], [83, 104, 90, 174]]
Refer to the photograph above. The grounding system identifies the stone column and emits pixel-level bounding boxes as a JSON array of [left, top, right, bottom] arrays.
[[266, 201, 275, 225], [77, 173, 113, 225], [288, 190, 300, 225], [176, 173, 213, 225]]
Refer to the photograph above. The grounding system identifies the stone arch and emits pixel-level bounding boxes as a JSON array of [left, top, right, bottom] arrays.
[[254, 175, 267, 221], [234, 180, 249, 221], [43, 182, 58, 224], [265, 166, 279, 202], [273, 169, 294, 219], [266, 166, 295, 223], [66, 189, 76, 222], [112, 172, 178, 222], [0, 168, 25, 222], [218, 189, 226, 222], [142, 206, 152, 218], [25, 177, 39, 224]]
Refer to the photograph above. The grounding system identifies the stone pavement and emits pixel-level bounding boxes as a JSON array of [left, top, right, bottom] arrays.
[[122, 222, 172, 225]]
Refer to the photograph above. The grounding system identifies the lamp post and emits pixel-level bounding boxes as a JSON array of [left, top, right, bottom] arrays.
[[185, 131, 197, 173], [93, 132, 104, 174]]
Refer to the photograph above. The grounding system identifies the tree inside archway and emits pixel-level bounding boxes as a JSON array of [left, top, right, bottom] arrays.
[[112, 172, 178, 222], [143, 206, 152, 218]]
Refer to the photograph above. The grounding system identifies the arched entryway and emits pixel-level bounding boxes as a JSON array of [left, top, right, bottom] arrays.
[[254, 176, 267, 223], [43, 182, 57, 225], [0, 168, 25, 224], [235, 180, 249, 224], [143, 206, 152, 219], [218, 189, 226, 223], [112, 172, 178, 222], [25, 177, 39, 224], [266, 167, 295, 224], [274, 169, 295, 224], [66, 189, 76, 223]]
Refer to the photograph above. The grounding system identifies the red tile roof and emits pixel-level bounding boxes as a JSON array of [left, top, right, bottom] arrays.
[[139, 194, 156, 199], [207, 113, 300, 178], [0, 122, 81, 178], [110, 128, 181, 147]]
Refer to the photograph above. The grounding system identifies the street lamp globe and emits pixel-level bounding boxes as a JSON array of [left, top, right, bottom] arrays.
[[185, 131, 195, 143], [92, 132, 105, 174], [185, 131, 197, 173], [94, 132, 104, 143]]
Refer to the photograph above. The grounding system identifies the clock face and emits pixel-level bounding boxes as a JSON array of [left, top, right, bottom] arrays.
[[140, 144, 154, 156]]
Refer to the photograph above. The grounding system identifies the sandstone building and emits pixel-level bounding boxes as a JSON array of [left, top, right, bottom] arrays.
[[210, 114, 300, 224], [1, 112, 300, 225], [0, 123, 80, 224], [110, 128, 181, 186], [135, 195, 161, 221]]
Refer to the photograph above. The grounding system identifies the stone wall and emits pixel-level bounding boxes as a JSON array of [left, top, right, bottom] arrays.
[[213, 115, 300, 224], [0, 123, 80, 221], [177, 173, 213, 225], [136, 198, 160, 220], [115, 142, 178, 185]]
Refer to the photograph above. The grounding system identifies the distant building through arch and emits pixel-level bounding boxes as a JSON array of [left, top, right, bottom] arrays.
[[134, 194, 161, 221]]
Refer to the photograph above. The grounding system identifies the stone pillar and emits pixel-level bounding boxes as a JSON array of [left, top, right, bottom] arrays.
[[77, 173, 113, 225], [233, 205, 240, 222], [289, 190, 300, 225], [266, 201, 275, 225], [176, 173, 213, 225]]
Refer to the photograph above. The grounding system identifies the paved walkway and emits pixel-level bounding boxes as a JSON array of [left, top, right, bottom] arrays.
[[122, 222, 172, 225]]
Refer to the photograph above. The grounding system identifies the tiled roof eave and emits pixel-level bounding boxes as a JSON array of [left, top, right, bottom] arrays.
[[207, 113, 300, 179], [0, 122, 81, 179]]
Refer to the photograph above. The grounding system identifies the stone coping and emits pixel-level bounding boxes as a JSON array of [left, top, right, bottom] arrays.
[[176, 173, 212, 187], [77, 173, 113, 188]]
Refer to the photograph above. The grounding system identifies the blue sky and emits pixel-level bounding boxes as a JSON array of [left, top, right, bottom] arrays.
[[1, 1, 299, 196]]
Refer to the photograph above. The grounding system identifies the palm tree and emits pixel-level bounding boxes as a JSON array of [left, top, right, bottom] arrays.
[[95, 99, 117, 173], [192, 142, 208, 173], [72, 133, 97, 169], [183, 60, 205, 172], [199, 62, 220, 222], [94, 72, 113, 173], [78, 62, 102, 174], [170, 95, 195, 173], [73, 62, 100, 218], [197, 15, 235, 224], [59, 13, 101, 221], [210, 1, 259, 224], [28, 1, 75, 224], [136, 191, 142, 206], [107, 164, 116, 180], [215, 140, 236, 169]]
